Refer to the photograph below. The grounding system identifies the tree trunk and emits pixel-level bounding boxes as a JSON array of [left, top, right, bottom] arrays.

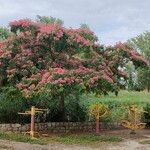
[[148, 86, 150, 92], [60, 93, 65, 121], [96, 117, 100, 134]]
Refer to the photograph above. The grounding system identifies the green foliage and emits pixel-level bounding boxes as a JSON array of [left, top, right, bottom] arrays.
[[140, 140, 150, 144], [0, 132, 48, 145], [0, 86, 27, 123], [81, 91, 150, 122], [137, 67, 150, 92], [80, 23, 90, 29], [128, 31, 150, 92], [26, 88, 86, 122], [0, 27, 10, 40], [0, 18, 148, 123], [58, 134, 122, 145], [143, 103, 150, 128], [128, 31, 150, 61], [36, 15, 64, 25], [0, 132, 122, 145]]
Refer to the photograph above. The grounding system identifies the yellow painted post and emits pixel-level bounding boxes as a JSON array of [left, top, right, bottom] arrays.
[[30, 106, 35, 138], [122, 105, 147, 134], [89, 104, 109, 134]]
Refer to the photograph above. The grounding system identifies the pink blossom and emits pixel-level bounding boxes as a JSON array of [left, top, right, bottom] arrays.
[[9, 19, 33, 28], [53, 68, 67, 74], [102, 74, 114, 84]]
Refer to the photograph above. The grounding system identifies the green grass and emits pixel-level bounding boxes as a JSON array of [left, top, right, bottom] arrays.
[[0, 145, 12, 149], [58, 134, 122, 145], [81, 90, 150, 107], [0, 132, 122, 145], [80, 90, 150, 122], [140, 140, 150, 144], [0, 132, 49, 145]]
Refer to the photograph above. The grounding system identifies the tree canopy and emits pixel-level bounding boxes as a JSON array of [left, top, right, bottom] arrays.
[[0, 19, 148, 98], [128, 31, 150, 91]]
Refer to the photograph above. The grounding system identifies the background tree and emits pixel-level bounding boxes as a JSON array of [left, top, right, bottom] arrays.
[[36, 15, 63, 25], [128, 31, 150, 92], [80, 24, 90, 29], [125, 62, 136, 90], [0, 27, 10, 40]]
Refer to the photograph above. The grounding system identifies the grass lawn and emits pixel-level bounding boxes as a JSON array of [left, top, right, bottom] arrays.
[[81, 90, 150, 107], [0, 132, 122, 145], [80, 90, 150, 122], [140, 140, 150, 144], [57, 134, 122, 145], [0, 132, 49, 145]]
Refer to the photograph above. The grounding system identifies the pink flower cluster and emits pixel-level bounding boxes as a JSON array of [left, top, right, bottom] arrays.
[[115, 42, 148, 65], [9, 19, 33, 28], [39, 24, 59, 34], [118, 70, 128, 78], [22, 49, 33, 57], [53, 68, 68, 74], [102, 74, 114, 84], [103, 68, 113, 78], [89, 76, 99, 84], [38, 24, 64, 40], [0, 50, 11, 58], [6, 68, 16, 75], [130, 51, 148, 65], [77, 28, 94, 36], [67, 30, 92, 46], [73, 35, 91, 46], [16, 83, 25, 90], [52, 77, 76, 86], [39, 71, 52, 85], [73, 66, 94, 74], [0, 50, 4, 57], [16, 75, 39, 97]]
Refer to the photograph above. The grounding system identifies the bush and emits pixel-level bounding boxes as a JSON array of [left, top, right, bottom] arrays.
[[28, 92, 87, 122], [0, 86, 28, 123], [143, 103, 150, 128], [0, 88, 149, 124], [0, 86, 86, 123]]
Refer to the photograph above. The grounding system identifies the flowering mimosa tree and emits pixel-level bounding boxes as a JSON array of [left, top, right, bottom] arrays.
[[0, 19, 148, 120]]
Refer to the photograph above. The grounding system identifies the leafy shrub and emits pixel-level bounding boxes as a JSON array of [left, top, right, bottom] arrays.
[[28, 92, 87, 122], [80, 92, 150, 123], [143, 103, 150, 128], [0, 86, 28, 123]]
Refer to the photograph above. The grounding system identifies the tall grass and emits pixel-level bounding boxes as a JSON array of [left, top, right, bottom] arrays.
[[80, 90, 150, 122]]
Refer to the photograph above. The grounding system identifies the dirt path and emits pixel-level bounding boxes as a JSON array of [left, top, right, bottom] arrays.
[[0, 138, 149, 150]]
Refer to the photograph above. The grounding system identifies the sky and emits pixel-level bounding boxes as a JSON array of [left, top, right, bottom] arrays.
[[0, 0, 150, 45]]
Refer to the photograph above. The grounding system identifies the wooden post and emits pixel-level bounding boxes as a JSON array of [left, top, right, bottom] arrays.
[[30, 106, 35, 138]]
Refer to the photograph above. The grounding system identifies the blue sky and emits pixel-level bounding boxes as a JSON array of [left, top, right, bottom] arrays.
[[0, 0, 150, 45]]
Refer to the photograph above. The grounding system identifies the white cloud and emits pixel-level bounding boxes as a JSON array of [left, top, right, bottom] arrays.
[[0, 0, 150, 45]]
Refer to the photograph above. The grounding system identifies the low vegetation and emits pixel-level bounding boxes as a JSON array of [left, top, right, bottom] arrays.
[[58, 134, 122, 145], [0, 132, 48, 145], [140, 140, 150, 144], [0, 132, 122, 145]]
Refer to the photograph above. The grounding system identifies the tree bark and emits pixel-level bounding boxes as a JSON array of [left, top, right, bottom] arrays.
[[60, 93, 65, 121], [148, 86, 150, 92], [96, 117, 100, 134]]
